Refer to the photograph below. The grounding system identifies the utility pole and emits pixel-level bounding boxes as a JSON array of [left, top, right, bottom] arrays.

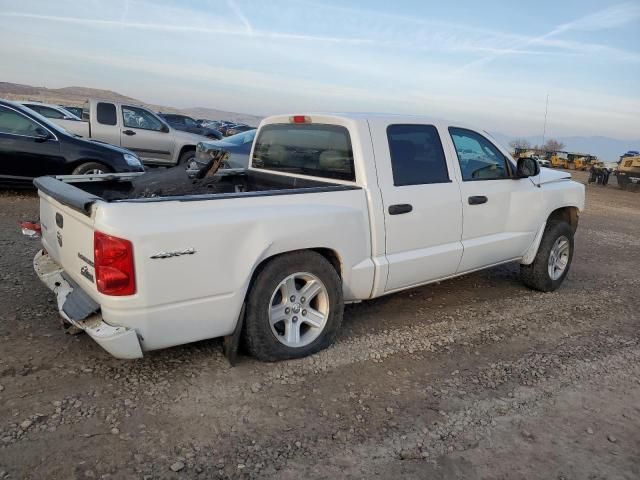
[[542, 93, 549, 147]]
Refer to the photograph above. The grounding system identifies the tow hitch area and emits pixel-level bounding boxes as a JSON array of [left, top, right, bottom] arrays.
[[20, 221, 41, 238]]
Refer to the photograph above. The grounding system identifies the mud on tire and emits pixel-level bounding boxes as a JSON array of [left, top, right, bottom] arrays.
[[520, 221, 574, 292]]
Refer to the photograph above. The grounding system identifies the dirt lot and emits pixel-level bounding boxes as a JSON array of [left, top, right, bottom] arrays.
[[0, 170, 638, 479]]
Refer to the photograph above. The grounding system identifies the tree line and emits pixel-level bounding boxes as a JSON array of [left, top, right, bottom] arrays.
[[509, 138, 565, 153]]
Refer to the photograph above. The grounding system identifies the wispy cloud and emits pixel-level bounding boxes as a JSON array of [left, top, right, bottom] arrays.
[[284, 0, 640, 63], [226, 0, 253, 33], [0, 0, 638, 140], [0, 11, 372, 44], [457, 2, 640, 71]]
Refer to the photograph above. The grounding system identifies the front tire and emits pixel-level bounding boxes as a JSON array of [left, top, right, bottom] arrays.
[[245, 251, 343, 361], [72, 162, 111, 175], [178, 150, 197, 171], [520, 221, 574, 292]]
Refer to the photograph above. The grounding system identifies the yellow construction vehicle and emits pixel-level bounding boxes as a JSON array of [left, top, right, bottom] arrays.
[[616, 151, 640, 189], [513, 148, 537, 160], [550, 151, 568, 168], [573, 154, 598, 171]]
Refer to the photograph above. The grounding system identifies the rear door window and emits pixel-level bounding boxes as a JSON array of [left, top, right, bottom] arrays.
[[0, 106, 41, 136], [96, 103, 117, 126], [252, 123, 355, 181], [387, 124, 450, 186]]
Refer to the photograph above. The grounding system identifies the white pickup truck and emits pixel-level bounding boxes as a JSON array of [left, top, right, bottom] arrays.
[[32, 113, 585, 362]]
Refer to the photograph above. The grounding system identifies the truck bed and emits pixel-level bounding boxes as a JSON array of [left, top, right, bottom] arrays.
[[34, 168, 358, 215]]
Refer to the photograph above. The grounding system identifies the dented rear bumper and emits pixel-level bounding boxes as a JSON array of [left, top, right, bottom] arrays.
[[33, 250, 143, 359]]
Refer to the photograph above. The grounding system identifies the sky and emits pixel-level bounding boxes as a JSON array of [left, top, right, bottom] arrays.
[[0, 0, 639, 139]]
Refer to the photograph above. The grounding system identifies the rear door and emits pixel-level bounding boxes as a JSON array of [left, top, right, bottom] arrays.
[[368, 120, 464, 292], [445, 127, 540, 272], [88, 102, 121, 146], [120, 105, 174, 164], [0, 105, 64, 183]]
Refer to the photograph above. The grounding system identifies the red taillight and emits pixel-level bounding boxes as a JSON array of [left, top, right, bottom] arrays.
[[20, 221, 42, 238], [290, 115, 311, 124], [94, 231, 136, 296]]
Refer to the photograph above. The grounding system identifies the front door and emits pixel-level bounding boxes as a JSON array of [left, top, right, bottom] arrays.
[[120, 105, 174, 164], [446, 127, 540, 272], [369, 120, 464, 292], [0, 105, 63, 183]]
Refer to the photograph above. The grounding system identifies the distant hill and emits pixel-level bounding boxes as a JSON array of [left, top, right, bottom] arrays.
[[1, 82, 636, 154], [491, 132, 639, 162], [0, 82, 263, 126]]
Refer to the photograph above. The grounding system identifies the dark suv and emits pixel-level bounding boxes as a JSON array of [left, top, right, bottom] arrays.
[[0, 99, 144, 186], [158, 113, 223, 140]]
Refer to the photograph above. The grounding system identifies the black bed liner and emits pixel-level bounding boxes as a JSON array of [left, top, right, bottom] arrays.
[[34, 168, 360, 216]]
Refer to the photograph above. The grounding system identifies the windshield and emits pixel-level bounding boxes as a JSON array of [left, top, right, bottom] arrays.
[[224, 129, 256, 145], [57, 106, 81, 120], [184, 117, 198, 128]]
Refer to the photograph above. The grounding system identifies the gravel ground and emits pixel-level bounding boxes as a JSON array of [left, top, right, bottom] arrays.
[[0, 170, 638, 479]]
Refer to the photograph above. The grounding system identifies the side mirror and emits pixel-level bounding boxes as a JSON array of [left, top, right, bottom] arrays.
[[161, 124, 170, 133], [34, 127, 51, 143], [516, 157, 540, 178]]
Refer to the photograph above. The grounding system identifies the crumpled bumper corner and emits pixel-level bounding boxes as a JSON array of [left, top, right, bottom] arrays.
[[33, 249, 143, 360]]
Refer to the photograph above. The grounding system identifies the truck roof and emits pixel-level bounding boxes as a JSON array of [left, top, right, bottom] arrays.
[[263, 112, 447, 125], [260, 113, 497, 143]]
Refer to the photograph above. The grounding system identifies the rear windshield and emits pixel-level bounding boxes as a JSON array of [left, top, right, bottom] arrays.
[[252, 123, 355, 181]]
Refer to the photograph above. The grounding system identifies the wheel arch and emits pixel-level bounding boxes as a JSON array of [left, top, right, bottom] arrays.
[[547, 206, 579, 233], [245, 248, 343, 297], [521, 205, 580, 265], [177, 144, 196, 162]]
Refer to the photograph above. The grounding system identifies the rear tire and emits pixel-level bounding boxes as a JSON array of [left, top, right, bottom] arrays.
[[245, 251, 343, 362], [72, 162, 111, 175], [520, 221, 574, 292]]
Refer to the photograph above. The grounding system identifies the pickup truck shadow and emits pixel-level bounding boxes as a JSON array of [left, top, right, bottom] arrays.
[[343, 262, 523, 334], [130, 261, 526, 364]]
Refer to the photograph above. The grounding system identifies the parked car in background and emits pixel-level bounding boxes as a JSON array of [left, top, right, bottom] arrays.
[[158, 113, 223, 140], [32, 113, 584, 360], [225, 124, 254, 137], [20, 102, 90, 137], [537, 157, 551, 168], [78, 99, 210, 166], [62, 106, 84, 118], [197, 119, 221, 130], [217, 122, 238, 136], [0, 99, 143, 185], [193, 128, 256, 171]]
